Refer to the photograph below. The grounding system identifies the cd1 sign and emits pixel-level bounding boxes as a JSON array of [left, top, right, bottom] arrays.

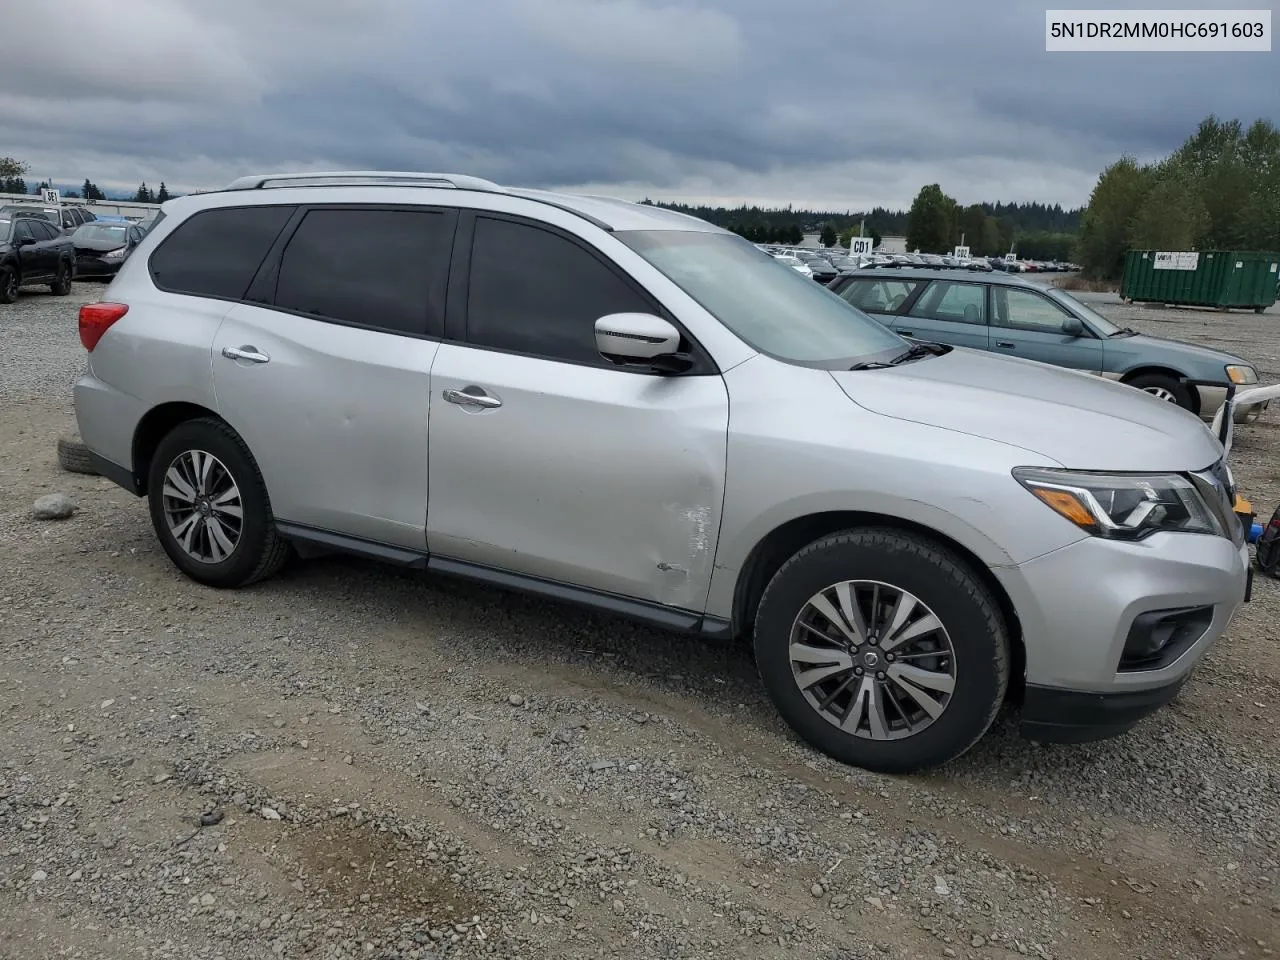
[[849, 237, 874, 256]]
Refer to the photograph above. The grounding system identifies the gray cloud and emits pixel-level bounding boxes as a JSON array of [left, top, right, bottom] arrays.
[[1, 0, 1274, 209]]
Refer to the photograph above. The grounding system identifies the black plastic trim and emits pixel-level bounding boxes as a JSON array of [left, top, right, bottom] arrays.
[[267, 525, 732, 637], [88, 451, 141, 495], [427, 556, 708, 632], [1020, 678, 1187, 744], [274, 522, 428, 567], [1118, 604, 1213, 672]]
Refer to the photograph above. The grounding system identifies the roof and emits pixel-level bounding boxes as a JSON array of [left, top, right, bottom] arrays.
[[214, 171, 726, 234], [838, 267, 1040, 288]]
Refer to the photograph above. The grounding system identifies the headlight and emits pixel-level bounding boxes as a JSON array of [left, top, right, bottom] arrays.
[[1013, 467, 1223, 540], [102, 246, 128, 260], [1226, 364, 1257, 385]]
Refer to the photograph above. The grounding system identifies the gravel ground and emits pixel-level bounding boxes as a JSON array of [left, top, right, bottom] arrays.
[[2, 282, 1278, 960]]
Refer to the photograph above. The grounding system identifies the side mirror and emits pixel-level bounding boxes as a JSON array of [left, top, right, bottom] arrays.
[[16, 236, 36, 247], [595, 313, 692, 374], [1062, 316, 1083, 337]]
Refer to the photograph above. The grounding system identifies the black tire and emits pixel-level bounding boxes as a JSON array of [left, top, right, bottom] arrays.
[[1123, 372, 1194, 411], [753, 528, 1010, 774], [0, 267, 17, 304], [147, 417, 289, 588], [56, 434, 98, 475], [51, 260, 73, 296]]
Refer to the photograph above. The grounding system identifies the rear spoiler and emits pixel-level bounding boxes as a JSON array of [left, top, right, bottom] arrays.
[[1206, 381, 1280, 455]]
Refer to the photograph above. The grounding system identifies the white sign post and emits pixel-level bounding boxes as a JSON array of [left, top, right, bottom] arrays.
[[42, 188, 60, 205], [953, 245, 970, 259], [849, 236, 874, 256]]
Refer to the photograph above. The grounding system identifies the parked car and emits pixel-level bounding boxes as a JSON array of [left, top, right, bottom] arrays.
[[773, 254, 813, 278], [0, 202, 94, 233], [73, 171, 1251, 775], [828, 268, 1268, 422], [0, 214, 76, 302], [71, 221, 148, 280]]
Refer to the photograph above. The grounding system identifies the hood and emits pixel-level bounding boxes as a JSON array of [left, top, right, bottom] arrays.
[[1110, 330, 1249, 369], [74, 235, 128, 253], [830, 347, 1223, 472]]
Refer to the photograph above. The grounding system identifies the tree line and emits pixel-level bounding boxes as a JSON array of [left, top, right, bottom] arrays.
[[1, 157, 173, 204], [642, 197, 1081, 253], [1076, 116, 1280, 279], [900, 185, 1079, 260]]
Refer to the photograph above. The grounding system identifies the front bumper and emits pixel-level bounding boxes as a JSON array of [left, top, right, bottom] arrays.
[[1020, 678, 1189, 743], [993, 531, 1249, 736], [1197, 384, 1270, 423], [74, 255, 123, 279]]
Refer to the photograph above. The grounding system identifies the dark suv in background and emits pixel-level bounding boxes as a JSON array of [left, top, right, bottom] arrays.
[[0, 213, 76, 302]]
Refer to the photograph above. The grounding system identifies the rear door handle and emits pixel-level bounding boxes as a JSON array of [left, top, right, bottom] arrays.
[[898, 330, 914, 337], [443, 387, 502, 409], [995, 341, 1015, 349], [221, 345, 270, 364]]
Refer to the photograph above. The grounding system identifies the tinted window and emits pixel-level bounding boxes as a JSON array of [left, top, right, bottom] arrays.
[[909, 280, 986, 325], [467, 217, 656, 364], [993, 287, 1073, 332], [151, 205, 294, 300], [273, 208, 453, 336], [37, 221, 61, 240], [836, 278, 919, 314]]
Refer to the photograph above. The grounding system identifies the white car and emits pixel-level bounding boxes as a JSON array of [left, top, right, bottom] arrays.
[[773, 254, 813, 277]]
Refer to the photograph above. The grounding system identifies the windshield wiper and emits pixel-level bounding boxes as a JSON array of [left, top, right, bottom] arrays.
[[848, 340, 948, 371], [1108, 327, 1139, 337], [889, 341, 948, 364]]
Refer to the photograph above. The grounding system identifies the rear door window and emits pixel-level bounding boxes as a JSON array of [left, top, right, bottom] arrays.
[[150, 205, 295, 300], [272, 207, 455, 337], [908, 280, 987, 325]]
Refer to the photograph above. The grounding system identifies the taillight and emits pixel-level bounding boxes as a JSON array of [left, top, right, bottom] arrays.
[[79, 302, 129, 351]]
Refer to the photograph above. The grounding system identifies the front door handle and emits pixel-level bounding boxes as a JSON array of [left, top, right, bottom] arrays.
[[898, 330, 915, 337], [443, 387, 502, 409], [221, 345, 270, 364], [995, 341, 1015, 349]]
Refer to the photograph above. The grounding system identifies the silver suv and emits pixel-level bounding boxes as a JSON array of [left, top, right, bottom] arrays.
[[73, 171, 1252, 773]]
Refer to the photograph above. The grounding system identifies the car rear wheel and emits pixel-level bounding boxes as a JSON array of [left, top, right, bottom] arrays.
[[50, 260, 73, 296], [1124, 372, 1193, 411], [754, 528, 1010, 774], [0, 267, 17, 304], [147, 418, 289, 588]]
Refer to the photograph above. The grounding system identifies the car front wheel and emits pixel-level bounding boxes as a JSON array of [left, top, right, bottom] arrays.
[[51, 260, 73, 296], [147, 418, 289, 588], [754, 528, 1010, 774], [0, 267, 17, 304], [1125, 372, 1193, 410]]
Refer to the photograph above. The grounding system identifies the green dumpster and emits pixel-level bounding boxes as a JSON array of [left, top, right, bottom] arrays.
[[1121, 250, 1280, 312]]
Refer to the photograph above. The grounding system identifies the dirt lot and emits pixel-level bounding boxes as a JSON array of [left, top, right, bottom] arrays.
[[1, 284, 1278, 960]]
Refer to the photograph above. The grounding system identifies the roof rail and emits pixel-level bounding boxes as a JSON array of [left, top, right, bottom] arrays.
[[221, 171, 507, 193]]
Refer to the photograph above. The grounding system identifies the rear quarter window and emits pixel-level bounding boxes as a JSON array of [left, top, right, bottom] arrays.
[[149, 205, 295, 300]]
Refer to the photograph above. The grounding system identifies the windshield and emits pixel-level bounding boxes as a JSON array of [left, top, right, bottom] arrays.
[[618, 230, 905, 365], [76, 223, 129, 244], [1044, 286, 1123, 336]]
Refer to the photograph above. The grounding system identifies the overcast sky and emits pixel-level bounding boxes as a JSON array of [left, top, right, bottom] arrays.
[[2, 0, 1275, 210]]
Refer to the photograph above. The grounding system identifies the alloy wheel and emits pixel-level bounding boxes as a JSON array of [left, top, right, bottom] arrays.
[[1142, 385, 1178, 403], [160, 450, 244, 563], [788, 580, 956, 740]]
